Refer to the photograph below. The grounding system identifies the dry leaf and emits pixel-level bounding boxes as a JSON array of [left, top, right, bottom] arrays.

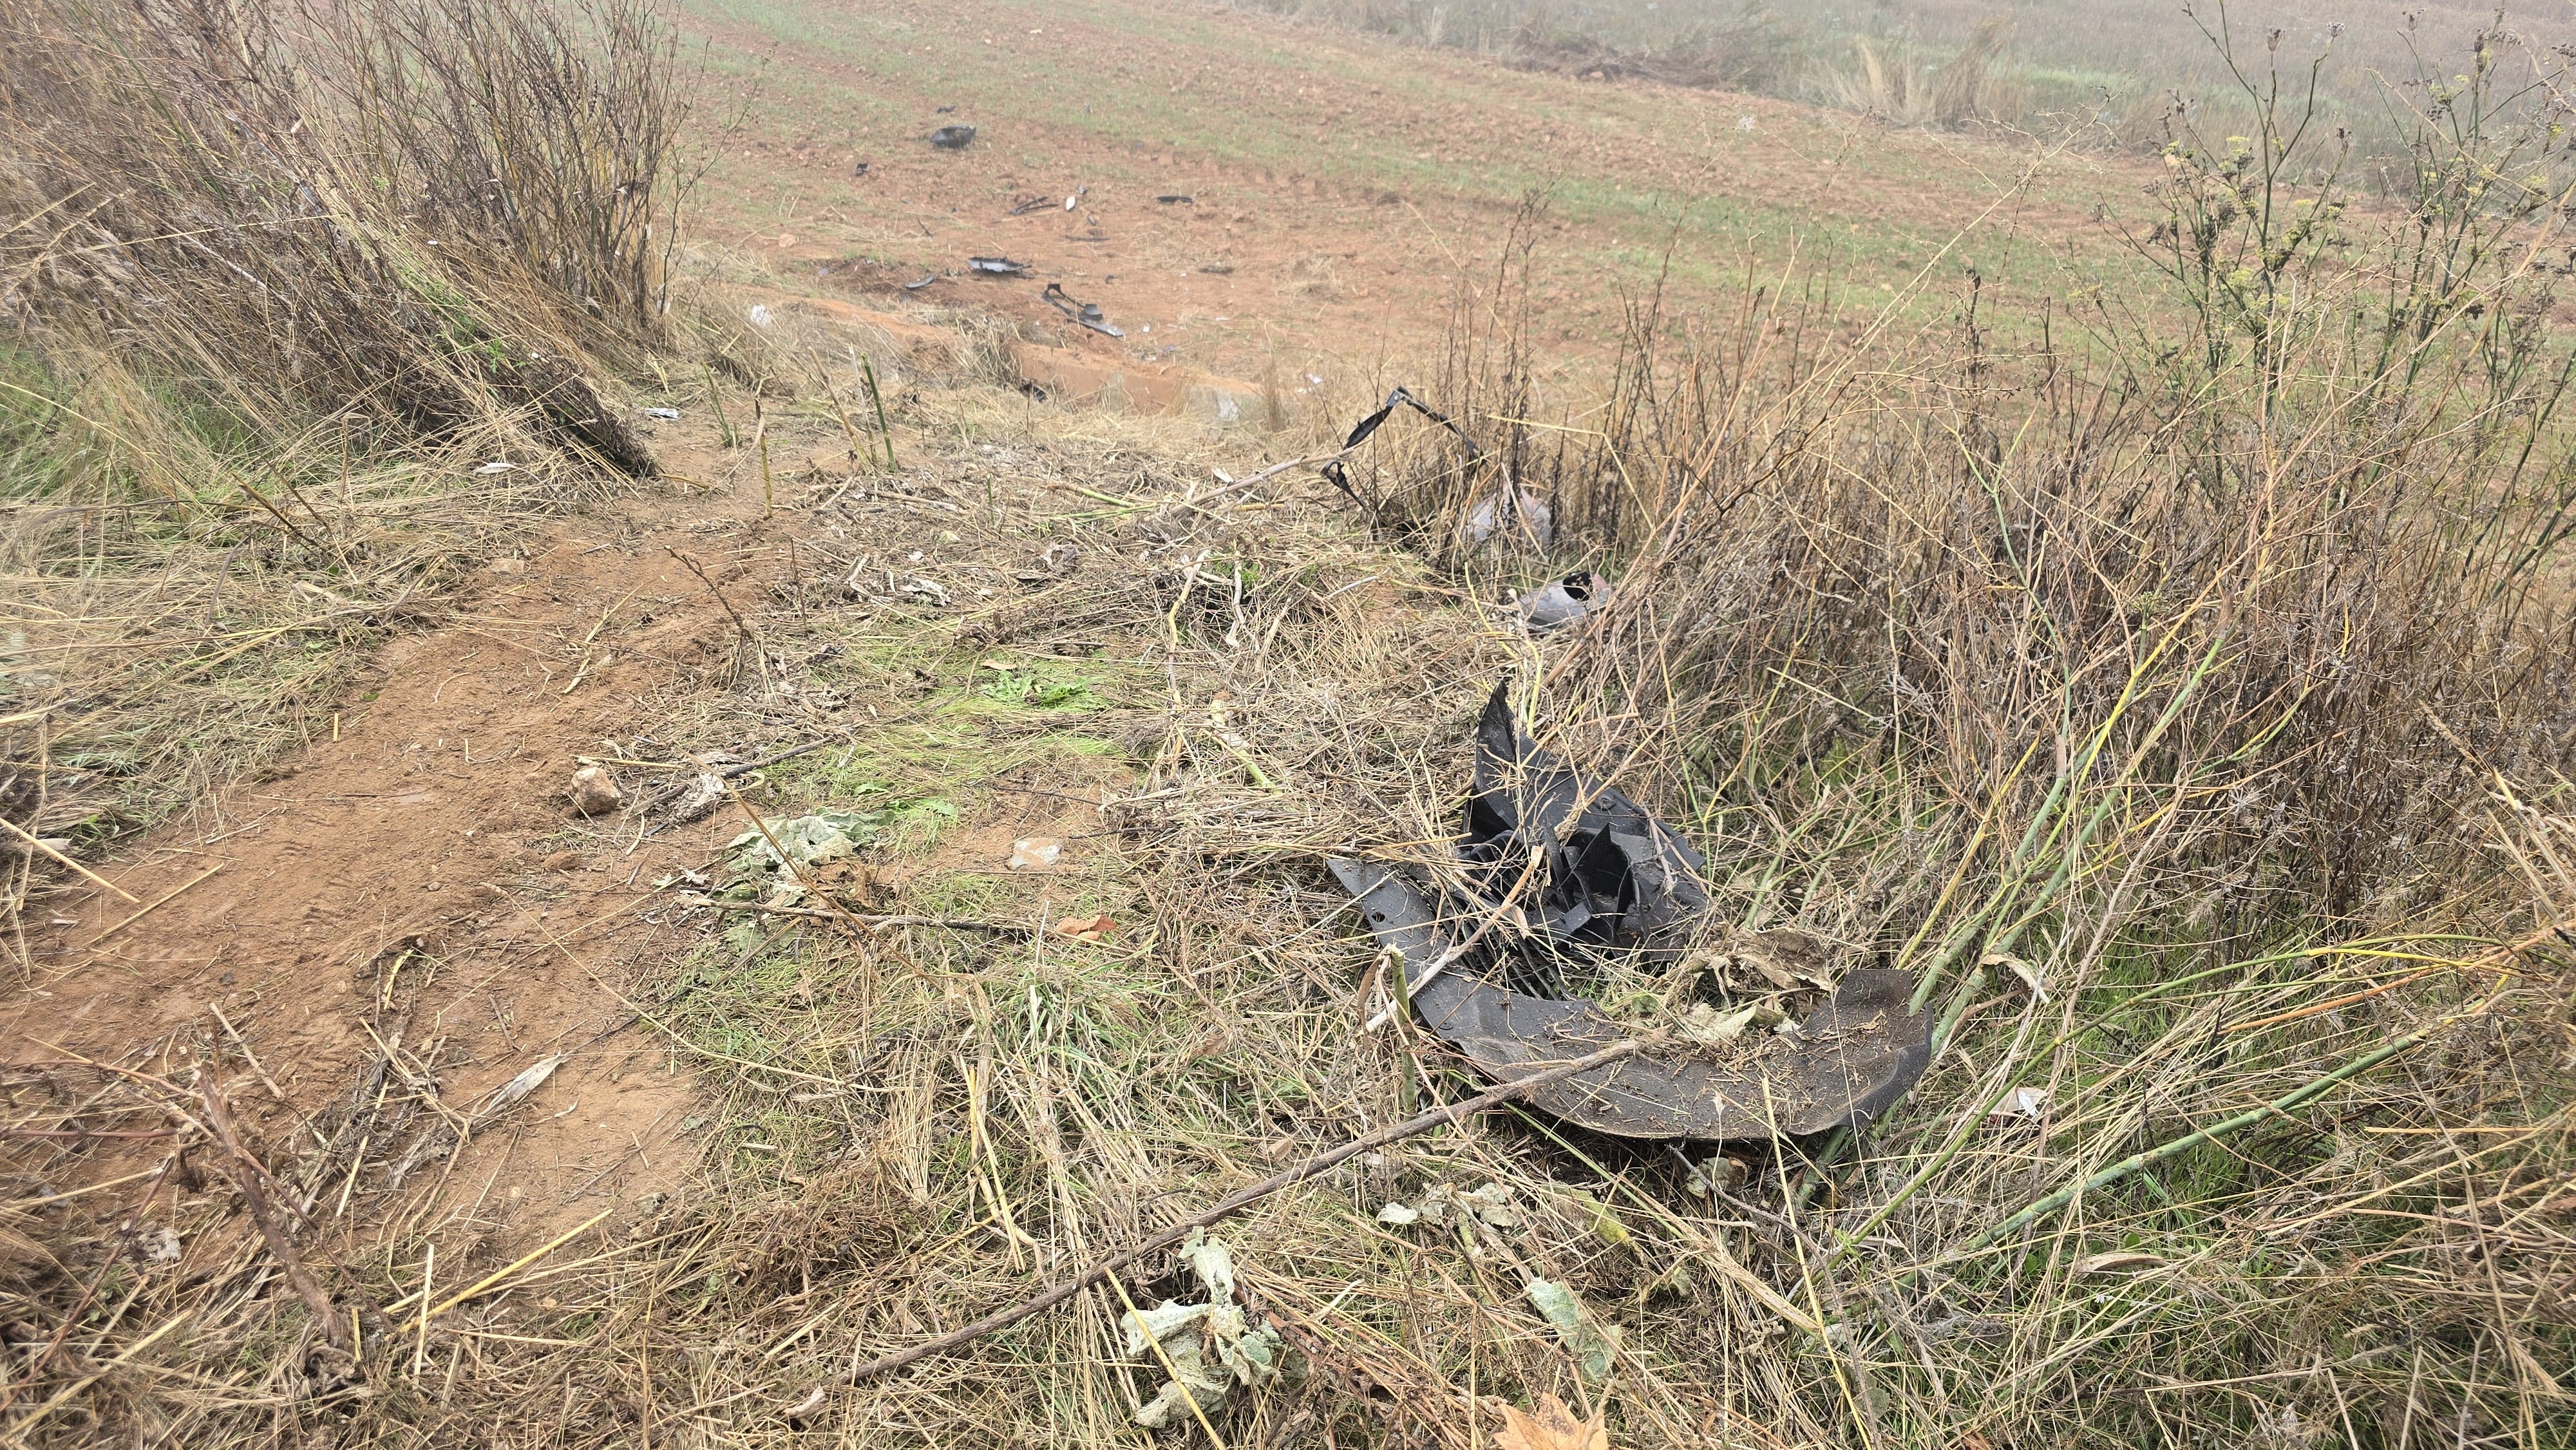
[[1052, 914, 1115, 943], [2072, 1251, 2167, 1276], [1495, 1394, 1608, 1450], [1982, 950, 2045, 1000]]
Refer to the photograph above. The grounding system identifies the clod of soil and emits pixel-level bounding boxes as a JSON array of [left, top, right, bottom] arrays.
[[570, 764, 625, 816]]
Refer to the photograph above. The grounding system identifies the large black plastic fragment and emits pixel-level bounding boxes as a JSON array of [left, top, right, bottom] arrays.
[[1327, 687, 1931, 1141]]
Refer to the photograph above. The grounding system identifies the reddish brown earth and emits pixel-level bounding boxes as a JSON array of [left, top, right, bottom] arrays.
[[6, 459, 788, 1246], [681, 0, 2160, 384]]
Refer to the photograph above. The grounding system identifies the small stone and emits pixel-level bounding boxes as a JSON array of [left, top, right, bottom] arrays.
[[569, 765, 624, 817]]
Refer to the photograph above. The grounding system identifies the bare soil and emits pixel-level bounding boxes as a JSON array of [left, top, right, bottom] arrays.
[[6, 453, 789, 1241], [684, 0, 2157, 381]]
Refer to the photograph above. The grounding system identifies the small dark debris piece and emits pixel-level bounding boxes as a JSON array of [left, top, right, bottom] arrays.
[[1157, 193, 1196, 204], [1006, 194, 1049, 216], [903, 273, 941, 291], [853, 160, 871, 176], [1041, 281, 1125, 338], [935, 104, 956, 114], [1328, 684, 1931, 1141], [967, 256, 1030, 276], [928, 125, 976, 149], [1319, 386, 1479, 508]]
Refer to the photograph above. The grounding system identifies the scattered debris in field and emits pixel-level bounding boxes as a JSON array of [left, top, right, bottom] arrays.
[[1679, 1151, 1747, 1196], [468, 1052, 566, 1127], [1156, 193, 1195, 204], [1461, 683, 1707, 948], [1007, 836, 1062, 870], [569, 764, 624, 816], [1329, 684, 1932, 1139], [1985, 948, 2045, 999], [660, 770, 729, 828], [1986, 1086, 2050, 1131], [1041, 281, 1124, 337], [903, 272, 941, 290], [967, 256, 1030, 276], [640, 406, 682, 420], [851, 160, 870, 176], [1006, 194, 1050, 216], [928, 124, 976, 149], [1516, 570, 1598, 629], [473, 459, 517, 475], [1064, 187, 1086, 211], [1464, 484, 1553, 549], [1524, 1278, 1615, 1380], [1119, 1229, 1282, 1429]]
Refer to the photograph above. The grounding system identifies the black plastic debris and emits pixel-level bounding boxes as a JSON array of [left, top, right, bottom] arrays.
[[1007, 194, 1049, 216], [935, 104, 956, 114], [1517, 571, 1597, 630], [903, 273, 942, 292], [1157, 193, 1196, 204], [1320, 386, 1481, 509], [967, 256, 1030, 276], [1042, 281, 1125, 338], [1328, 686, 1930, 1140], [853, 160, 871, 177], [929, 125, 977, 149]]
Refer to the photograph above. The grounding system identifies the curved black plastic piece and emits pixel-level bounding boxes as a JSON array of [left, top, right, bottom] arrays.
[[1325, 686, 1931, 1141]]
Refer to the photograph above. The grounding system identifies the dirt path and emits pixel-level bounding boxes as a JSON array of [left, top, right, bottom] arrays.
[[5, 447, 797, 1245]]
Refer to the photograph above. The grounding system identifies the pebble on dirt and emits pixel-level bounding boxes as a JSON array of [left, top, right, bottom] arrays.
[[569, 764, 625, 817]]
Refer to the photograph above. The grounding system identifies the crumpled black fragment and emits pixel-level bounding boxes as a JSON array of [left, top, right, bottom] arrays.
[[1328, 684, 1931, 1141]]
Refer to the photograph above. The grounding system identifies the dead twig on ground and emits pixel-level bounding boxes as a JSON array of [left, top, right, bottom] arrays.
[[196, 1071, 348, 1349]]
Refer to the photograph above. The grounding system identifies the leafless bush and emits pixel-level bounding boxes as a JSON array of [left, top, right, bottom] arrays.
[[0, 0, 690, 468]]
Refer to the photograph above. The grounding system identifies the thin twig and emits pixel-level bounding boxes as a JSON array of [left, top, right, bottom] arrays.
[[663, 545, 757, 642], [196, 1073, 347, 1348], [0, 816, 139, 903], [90, 863, 224, 941], [692, 899, 1028, 935]]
